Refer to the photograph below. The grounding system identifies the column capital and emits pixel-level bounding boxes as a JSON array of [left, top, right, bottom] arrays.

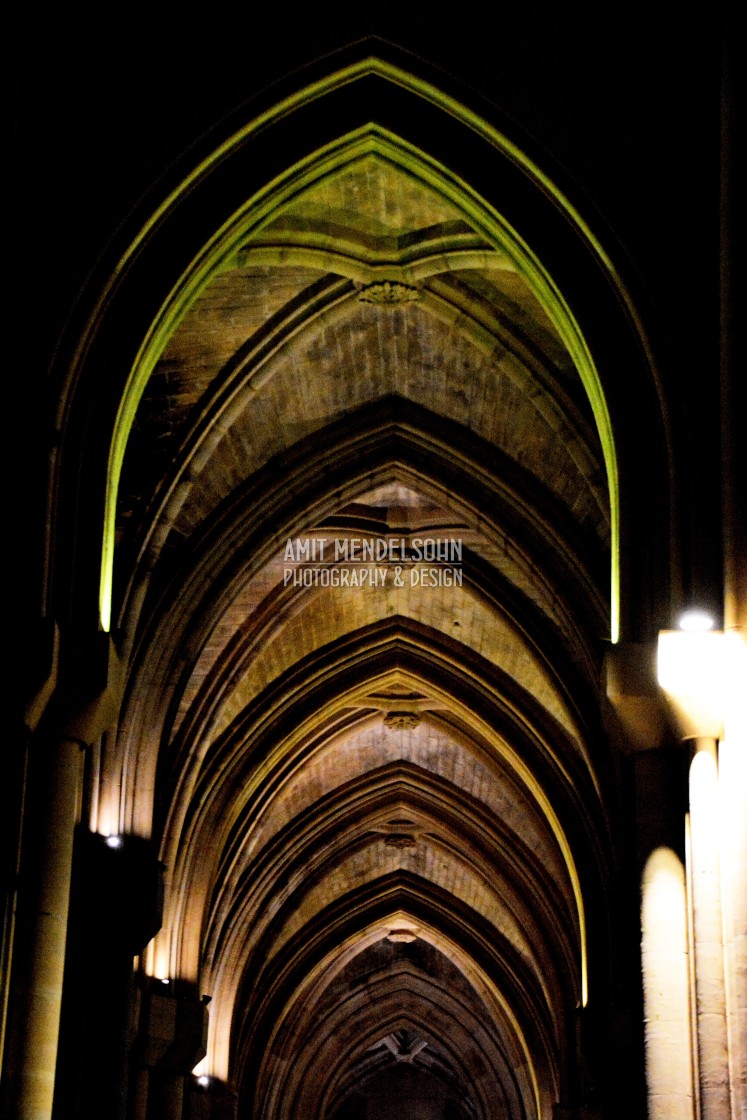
[[657, 629, 730, 740], [133, 979, 209, 1074], [29, 628, 125, 745], [603, 641, 669, 751]]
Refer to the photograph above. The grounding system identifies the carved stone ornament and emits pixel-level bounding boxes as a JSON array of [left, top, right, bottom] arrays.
[[384, 833, 417, 848], [358, 280, 420, 305], [383, 711, 422, 731]]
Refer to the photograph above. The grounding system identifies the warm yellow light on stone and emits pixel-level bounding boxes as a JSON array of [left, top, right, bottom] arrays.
[[95, 796, 121, 843], [657, 630, 729, 739], [641, 847, 694, 1120], [142, 930, 173, 989], [689, 742, 731, 1118], [723, 630, 747, 738], [717, 635, 747, 1117]]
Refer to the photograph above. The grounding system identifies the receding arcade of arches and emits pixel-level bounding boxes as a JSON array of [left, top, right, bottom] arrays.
[[6, 47, 744, 1120], [105, 75, 614, 1119]]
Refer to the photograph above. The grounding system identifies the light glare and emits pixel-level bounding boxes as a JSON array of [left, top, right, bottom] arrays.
[[657, 630, 728, 738], [678, 609, 715, 633]]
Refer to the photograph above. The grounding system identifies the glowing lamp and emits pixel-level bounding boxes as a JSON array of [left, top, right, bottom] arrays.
[[677, 609, 715, 633]]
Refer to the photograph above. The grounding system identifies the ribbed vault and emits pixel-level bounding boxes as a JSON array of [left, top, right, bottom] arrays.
[[95, 73, 622, 1120]]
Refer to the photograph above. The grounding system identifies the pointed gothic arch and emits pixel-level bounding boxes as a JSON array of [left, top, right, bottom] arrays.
[[11, 39, 719, 1120], [48, 50, 673, 649]]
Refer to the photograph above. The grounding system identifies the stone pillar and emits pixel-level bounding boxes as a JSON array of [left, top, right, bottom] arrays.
[[2, 735, 84, 1120], [688, 738, 731, 1119], [52, 831, 163, 1120], [720, 45, 746, 1108], [718, 674, 747, 1120], [634, 749, 693, 1120], [0, 727, 30, 1077], [604, 642, 689, 1118], [641, 847, 693, 1119], [655, 626, 745, 1119], [2, 629, 124, 1120]]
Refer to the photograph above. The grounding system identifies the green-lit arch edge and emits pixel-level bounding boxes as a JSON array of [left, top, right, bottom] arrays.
[[101, 58, 621, 651]]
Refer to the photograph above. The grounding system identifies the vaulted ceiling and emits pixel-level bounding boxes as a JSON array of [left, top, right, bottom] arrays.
[[106, 134, 615, 1119]]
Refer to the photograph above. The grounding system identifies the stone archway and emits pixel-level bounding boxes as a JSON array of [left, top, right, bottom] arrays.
[[28, 45, 678, 1120]]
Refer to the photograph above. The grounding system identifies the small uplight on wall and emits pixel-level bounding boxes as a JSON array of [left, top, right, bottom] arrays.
[[105, 834, 124, 849], [193, 1058, 210, 1086], [657, 611, 727, 739], [677, 609, 716, 633]]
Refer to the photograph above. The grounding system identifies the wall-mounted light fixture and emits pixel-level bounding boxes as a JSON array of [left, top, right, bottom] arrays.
[[677, 609, 716, 633]]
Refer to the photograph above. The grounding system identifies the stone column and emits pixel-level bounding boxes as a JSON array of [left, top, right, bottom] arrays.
[[633, 748, 694, 1120], [718, 674, 747, 1120], [688, 737, 731, 1119], [51, 831, 164, 1120], [656, 626, 744, 1118], [720, 46, 746, 1109], [604, 642, 691, 1118], [3, 629, 124, 1120], [3, 735, 84, 1120], [641, 847, 693, 1120], [0, 727, 30, 1078]]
